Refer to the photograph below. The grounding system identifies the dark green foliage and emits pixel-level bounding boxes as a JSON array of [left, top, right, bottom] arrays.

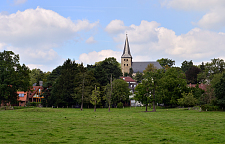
[[158, 67, 187, 106], [0, 51, 30, 105], [117, 102, 123, 108], [94, 57, 122, 86], [201, 104, 219, 111], [129, 68, 133, 77], [185, 66, 201, 84], [134, 72, 143, 83], [157, 58, 175, 67], [42, 66, 62, 106], [214, 73, 225, 108], [50, 59, 78, 107], [181, 60, 193, 72]]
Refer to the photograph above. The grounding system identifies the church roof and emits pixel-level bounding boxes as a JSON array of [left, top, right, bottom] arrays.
[[132, 62, 162, 73], [121, 35, 132, 58]]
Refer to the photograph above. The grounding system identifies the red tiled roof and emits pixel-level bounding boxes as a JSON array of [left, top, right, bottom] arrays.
[[188, 83, 207, 91], [120, 77, 137, 83]]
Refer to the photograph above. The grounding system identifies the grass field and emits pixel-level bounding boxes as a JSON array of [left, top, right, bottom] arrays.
[[0, 107, 225, 144]]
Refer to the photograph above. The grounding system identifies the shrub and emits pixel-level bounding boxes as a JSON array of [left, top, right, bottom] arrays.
[[201, 104, 219, 111], [117, 102, 123, 108]]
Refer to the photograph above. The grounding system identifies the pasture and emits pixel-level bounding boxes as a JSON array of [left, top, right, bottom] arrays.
[[0, 107, 224, 143]]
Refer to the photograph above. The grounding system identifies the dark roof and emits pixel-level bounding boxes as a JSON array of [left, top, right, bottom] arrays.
[[121, 35, 132, 58], [120, 77, 137, 83], [132, 61, 162, 73]]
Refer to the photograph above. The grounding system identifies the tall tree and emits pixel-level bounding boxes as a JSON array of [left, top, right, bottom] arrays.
[[134, 72, 143, 83], [94, 57, 122, 86], [51, 59, 78, 107], [157, 58, 175, 68], [181, 60, 193, 72], [214, 73, 225, 108], [0, 51, 30, 105], [158, 67, 187, 106], [185, 66, 201, 84], [73, 64, 96, 111], [143, 63, 157, 73]]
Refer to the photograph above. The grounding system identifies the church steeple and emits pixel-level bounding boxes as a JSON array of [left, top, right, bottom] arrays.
[[121, 35, 132, 75], [121, 34, 132, 58]]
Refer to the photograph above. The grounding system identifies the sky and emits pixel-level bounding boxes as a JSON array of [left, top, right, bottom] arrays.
[[1, 0, 225, 72]]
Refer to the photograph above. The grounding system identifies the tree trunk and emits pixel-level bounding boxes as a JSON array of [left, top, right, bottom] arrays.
[[94, 100, 96, 112], [152, 87, 156, 112], [109, 74, 112, 112], [146, 104, 147, 112], [81, 77, 84, 111]]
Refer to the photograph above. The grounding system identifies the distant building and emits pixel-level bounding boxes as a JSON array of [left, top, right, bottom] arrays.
[[188, 83, 207, 91], [121, 35, 162, 75], [120, 76, 137, 93]]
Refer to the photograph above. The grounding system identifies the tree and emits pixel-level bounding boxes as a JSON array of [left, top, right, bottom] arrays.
[[51, 59, 78, 107], [178, 92, 197, 107], [214, 73, 225, 108], [90, 86, 101, 112], [94, 57, 122, 86], [73, 63, 96, 111], [185, 66, 201, 84], [129, 68, 133, 77], [181, 60, 193, 72], [144, 69, 164, 112], [158, 67, 187, 107], [134, 72, 143, 83], [104, 74, 113, 112], [157, 58, 175, 68], [0, 51, 30, 105], [134, 81, 151, 112], [111, 79, 130, 107], [41, 66, 62, 107], [143, 63, 157, 73]]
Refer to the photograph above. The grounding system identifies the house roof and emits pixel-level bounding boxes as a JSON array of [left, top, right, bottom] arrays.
[[132, 62, 162, 73], [28, 86, 43, 98], [121, 35, 132, 58], [120, 76, 137, 83], [188, 83, 207, 91]]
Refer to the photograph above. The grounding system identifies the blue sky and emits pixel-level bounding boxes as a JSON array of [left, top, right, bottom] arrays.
[[1, 0, 225, 72]]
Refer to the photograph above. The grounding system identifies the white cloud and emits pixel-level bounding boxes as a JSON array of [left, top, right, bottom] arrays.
[[105, 19, 130, 34], [161, 0, 225, 30], [86, 36, 97, 44], [104, 20, 225, 66], [79, 50, 121, 65], [14, 0, 27, 5], [0, 7, 98, 71]]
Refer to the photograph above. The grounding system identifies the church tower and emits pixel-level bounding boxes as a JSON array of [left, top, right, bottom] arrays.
[[121, 35, 132, 75]]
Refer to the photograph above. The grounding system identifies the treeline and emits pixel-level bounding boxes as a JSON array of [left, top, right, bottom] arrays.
[[133, 58, 225, 111], [41, 58, 130, 110], [1, 50, 225, 111]]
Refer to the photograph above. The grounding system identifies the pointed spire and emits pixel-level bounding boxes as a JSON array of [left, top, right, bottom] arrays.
[[121, 34, 132, 58]]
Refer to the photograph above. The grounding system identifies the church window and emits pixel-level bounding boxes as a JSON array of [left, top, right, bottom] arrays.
[[124, 64, 125, 66], [127, 59, 128, 61], [127, 64, 128, 66], [124, 59, 125, 61]]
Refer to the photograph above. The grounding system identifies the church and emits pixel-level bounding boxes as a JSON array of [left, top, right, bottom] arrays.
[[121, 35, 162, 75]]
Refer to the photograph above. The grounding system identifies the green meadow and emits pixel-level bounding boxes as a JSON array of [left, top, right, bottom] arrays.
[[0, 107, 225, 144]]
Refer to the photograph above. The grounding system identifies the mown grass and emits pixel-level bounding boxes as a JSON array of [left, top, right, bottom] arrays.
[[0, 107, 225, 144]]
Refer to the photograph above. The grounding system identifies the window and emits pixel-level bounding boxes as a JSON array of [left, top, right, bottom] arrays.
[[124, 59, 125, 61], [127, 59, 128, 61], [34, 88, 35, 90], [127, 64, 128, 66], [19, 94, 24, 97], [134, 85, 136, 87], [124, 64, 125, 66]]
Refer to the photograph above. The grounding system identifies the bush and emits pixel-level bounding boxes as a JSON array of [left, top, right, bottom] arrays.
[[117, 102, 123, 108], [30, 102, 41, 107], [201, 104, 219, 111]]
